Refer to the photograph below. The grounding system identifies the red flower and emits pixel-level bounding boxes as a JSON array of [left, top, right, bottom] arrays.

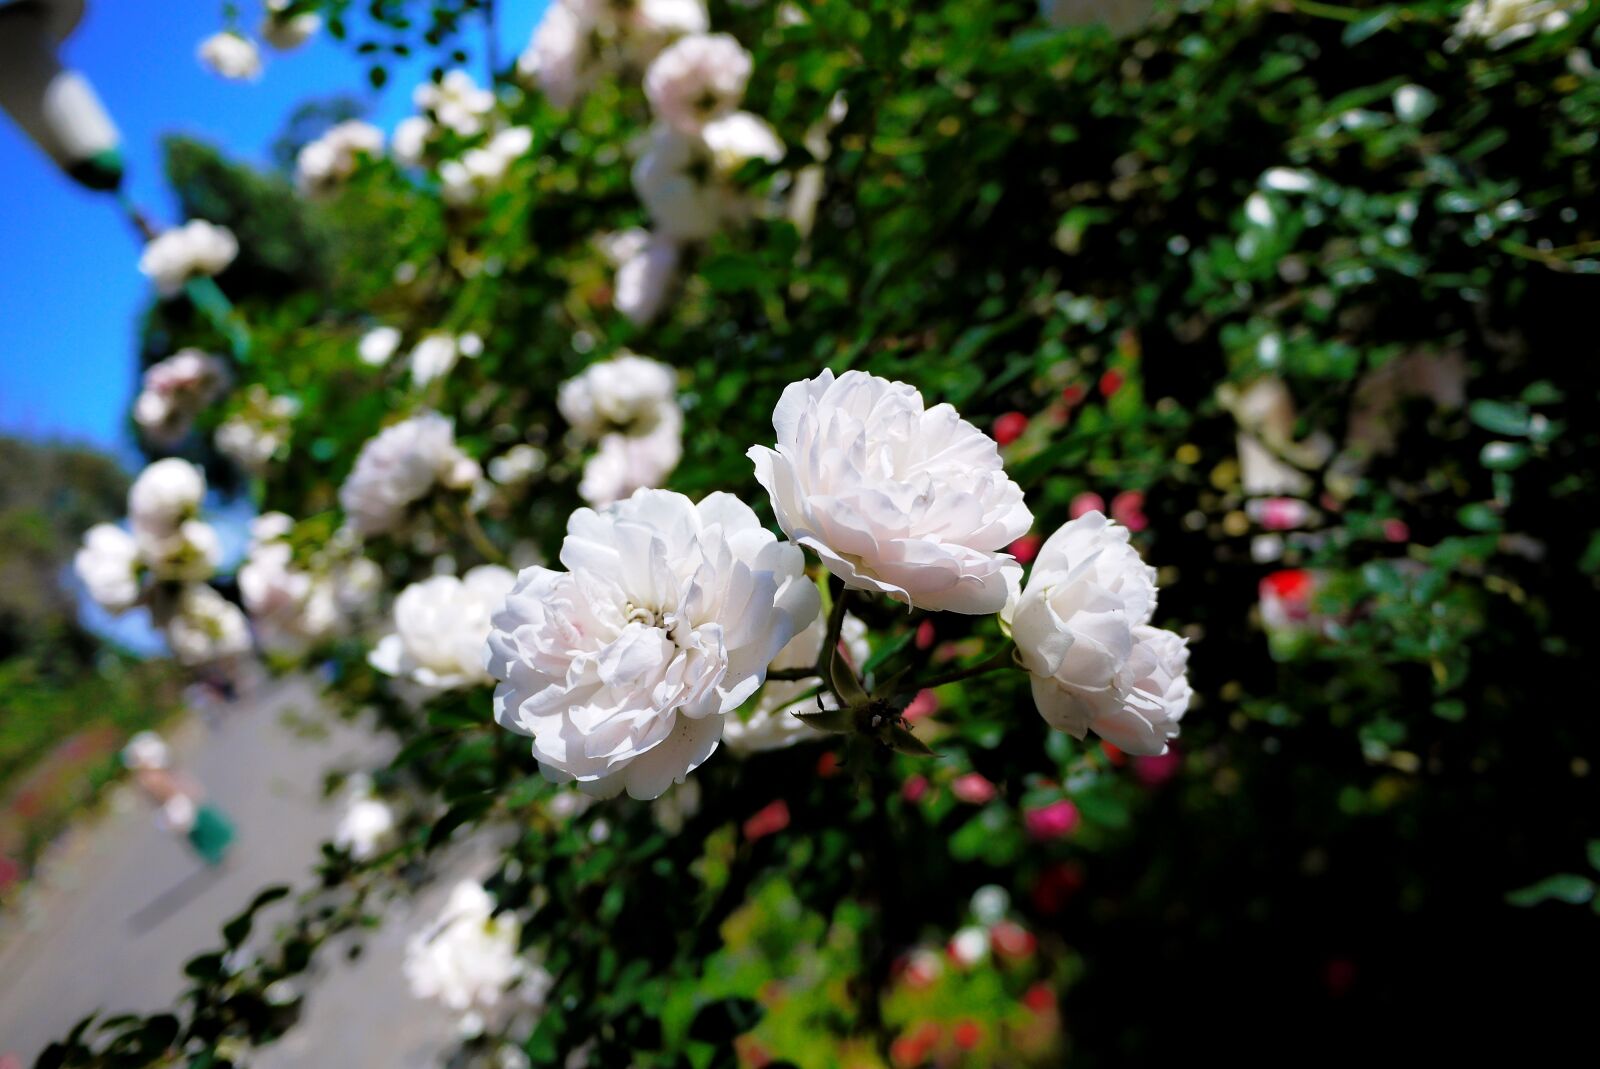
[[993, 411, 1029, 446], [1061, 383, 1087, 407], [1382, 518, 1410, 543], [951, 772, 997, 805], [816, 750, 841, 778], [1007, 533, 1042, 564], [1023, 982, 1056, 1015], [1024, 799, 1080, 840], [1100, 740, 1127, 766], [1134, 749, 1180, 787], [742, 799, 790, 841], [1099, 369, 1124, 397], [1031, 862, 1085, 915], [1110, 488, 1147, 532], [1069, 491, 1106, 519], [953, 1019, 983, 1050]]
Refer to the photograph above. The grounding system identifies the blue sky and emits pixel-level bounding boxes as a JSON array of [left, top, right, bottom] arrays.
[[0, 1, 542, 465]]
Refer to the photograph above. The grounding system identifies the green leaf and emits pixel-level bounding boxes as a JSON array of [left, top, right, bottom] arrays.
[[1506, 873, 1595, 907], [1587, 840, 1600, 873], [1342, 9, 1394, 47], [1468, 400, 1531, 437]]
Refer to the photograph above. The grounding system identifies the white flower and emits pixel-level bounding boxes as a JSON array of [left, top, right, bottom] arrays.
[[334, 796, 396, 861], [391, 116, 433, 167], [409, 333, 463, 385], [749, 370, 1032, 614], [487, 489, 820, 800], [1455, 0, 1572, 48], [238, 524, 340, 651], [161, 584, 252, 665], [414, 70, 495, 137], [404, 881, 550, 1022], [215, 388, 298, 473], [438, 127, 533, 205], [261, 0, 322, 50], [137, 519, 223, 582], [296, 120, 383, 195], [950, 926, 990, 967], [359, 326, 403, 367], [558, 352, 678, 439], [75, 524, 142, 612], [128, 458, 206, 536], [577, 409, 684, 507], [138, 220, 239, 296], [518, 0, 604, 109], [632, 114, 783, 240], [643, 32, 752, 134], [198, 32, 263, 80], [339, 412, 480, 539], [612, 231, 680, 325], [1039, 0, 1156, 37], [489, 444, 547, 485], [1004, 511, 1189, 755], [723, 615, 869, 754], [133, 349, 230, 444], [369, 566, 516, 693]]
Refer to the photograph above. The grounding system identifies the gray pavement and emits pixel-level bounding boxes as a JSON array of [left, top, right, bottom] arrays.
[[0, 677, 460, 1066]]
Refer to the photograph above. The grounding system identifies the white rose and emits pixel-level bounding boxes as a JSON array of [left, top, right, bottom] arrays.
[[128, 458, 206, 535], [723, 615, 869, 754], [359, 326, 403, 366], [612, 232, 680, 326], [295, 119, 382, 195], [748, 370, 1032, 614], [391, 116, 433, 167], [339, 412, 475, 539], [369, 566, 517, 693], [488, 489, 820, 800], [75, 523, 142, 612], [138, 220, 239, 296], [137, 519, 222, 582], [261, 0, 321, 51], [643, 32, 752, 134], [404, 881, 550, 1022], [133, 349, 230, 443], [334, 797, 396, 861], [161, 584, 252, 666], [632, 115, 782, 241], [197, 32, 263, 81], [518, 0, 599, 109], [415, 70, 494, 137], [1454, 0, 1572, 48], [409, 333, 461, 385], [557, 352, 678, 439], [239, 534, 341, 650], [1004, 511, 1189, 755], [577, 409, 684, 507]]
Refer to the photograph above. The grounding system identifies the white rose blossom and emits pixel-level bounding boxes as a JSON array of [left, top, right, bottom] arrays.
[[369, 566, 517, 693], [391, 116, 433, 167], [578, 408, 684, 507], [723, 614, 870, 754], [632, 113, 784, 241], [238, 515, 341, 651], [1454, 0, 1573, 48], [197, 32, 263, 81], [128, 458, 206, 536], [339, 412, 481, 539], [611, 230, 680, 325], [1003, 511, 1190, 755], [404, 881, 551, 1027], [414, 70, 495, 137], [261, 0, 322, 50], [643, 32, 752, 135], [295, 120, 383, 195], [160, 584, 253, 666], [133, 349, 231, 444], [334, 796, 397, 861], [749, 370, 1033, 615], [487, 489, 821, 800], [558, 351, 679, 439], [359, 325, 403, 367], [137, 519, 223, 582], [74, 524, 142, 612], [439, 127, 533, 205], [520, 0, 709, 108], [215, 387, 299, 473], [138, 220, 239, 297]]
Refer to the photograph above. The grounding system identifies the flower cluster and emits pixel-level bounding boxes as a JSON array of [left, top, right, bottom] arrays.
[[403, 881, 552, 1035], [133, 349, 230, 445], [215, 385, 299, 473], [518, 0, 709, 110], [408, 331, 484, 387], [138, 219, 238, 297], [338, 412, 482, 540], [1453, 0, 1575, 49], [75, 459, 252, 667], [295, 119, 383, 196], [238, 513, 379, 654], [197, 32, 263, 81], [557, 352, 684, 507]]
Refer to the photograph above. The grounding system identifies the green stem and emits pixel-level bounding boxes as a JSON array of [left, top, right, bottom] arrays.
[[920, 644, 1018, 691]]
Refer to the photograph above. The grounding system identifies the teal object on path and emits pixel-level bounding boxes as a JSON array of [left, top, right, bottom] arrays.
[[186, 804, 235, 867]]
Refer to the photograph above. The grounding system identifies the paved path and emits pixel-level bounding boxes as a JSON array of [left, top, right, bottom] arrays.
[[0, 678, 459, 1066]]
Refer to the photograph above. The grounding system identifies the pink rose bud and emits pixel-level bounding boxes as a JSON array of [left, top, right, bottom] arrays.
[[902, 689, 938, 722], [1134, 749, 1181, 787], [742, 799, 790, 841], [901, 774, 930, 803], [1008, 533, 1042, 564], [914, 619, 936, 650], [1252, 496, 1311, 530], [951, 772, 997, 805], [1069, 491, 1106, 519], [1110, 489, 1147, 532], [1383, 518, 1410, 543], [993, 411, 1029, 446], [1024, 799, 1080, 840]]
